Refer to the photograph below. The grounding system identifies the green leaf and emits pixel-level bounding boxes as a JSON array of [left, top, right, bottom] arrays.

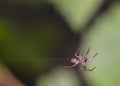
[[49, 0, 103, 30], [82, 3, 120, 86]]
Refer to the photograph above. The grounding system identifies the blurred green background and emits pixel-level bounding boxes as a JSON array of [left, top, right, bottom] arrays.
[[0, 0, 120, 86]]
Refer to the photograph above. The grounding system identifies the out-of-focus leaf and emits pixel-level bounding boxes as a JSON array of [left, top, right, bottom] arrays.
[[82, 3, 120, 86], [4, 0, 44, 5], [49, 0, 103, 30], [0, 62, 4, 78], [35, 67, 80, 86], [0, 21, 62, 75], [0, 18, 12, 43]]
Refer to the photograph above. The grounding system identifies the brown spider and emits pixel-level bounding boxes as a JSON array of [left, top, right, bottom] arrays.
[[65, 47, 98, 71]]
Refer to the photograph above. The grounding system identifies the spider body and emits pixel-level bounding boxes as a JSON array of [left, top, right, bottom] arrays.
[[65, 47, 98, 71]]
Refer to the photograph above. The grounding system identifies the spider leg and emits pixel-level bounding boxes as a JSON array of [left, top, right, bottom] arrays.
[[86, 67, 96, 71], [87, 52, 98, 62], [84, 47, 90, 56], [81, 66, 87, 71], [81, 66, 96, 71], [65, 62, 79, 68], [93, 52, 98, 58], [75, 48, 82, 58]]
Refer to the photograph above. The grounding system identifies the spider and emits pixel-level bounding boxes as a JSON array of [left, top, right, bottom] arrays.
[[65, 47, 98, 71]]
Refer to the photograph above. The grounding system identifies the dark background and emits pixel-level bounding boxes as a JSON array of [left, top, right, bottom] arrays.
[[0, 0, 120, 86]]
